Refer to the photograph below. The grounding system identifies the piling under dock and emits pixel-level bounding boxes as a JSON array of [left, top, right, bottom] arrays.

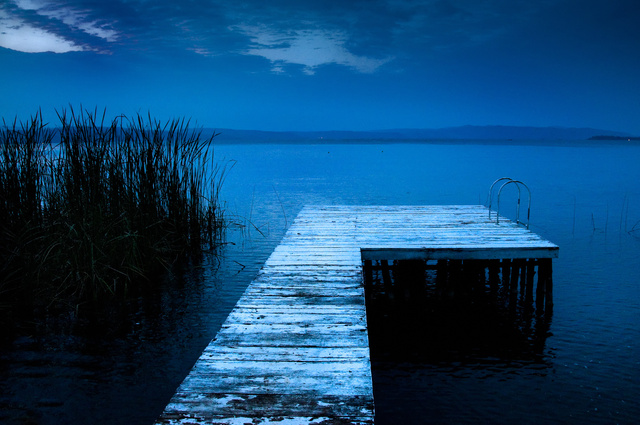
[[155, 205, 559, 425]]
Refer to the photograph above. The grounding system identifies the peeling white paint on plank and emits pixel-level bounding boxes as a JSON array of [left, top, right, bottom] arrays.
[[165, 393, 374, 418], [201, 346, 371, 361]]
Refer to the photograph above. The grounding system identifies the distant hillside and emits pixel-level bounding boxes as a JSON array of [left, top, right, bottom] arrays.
[[208, 125, 633, 143]]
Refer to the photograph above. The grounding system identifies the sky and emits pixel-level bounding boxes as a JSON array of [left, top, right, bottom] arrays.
[[1, 0, 639, 133]]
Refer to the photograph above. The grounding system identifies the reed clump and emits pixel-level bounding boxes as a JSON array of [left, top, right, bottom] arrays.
[[0, 108, 228, 324]]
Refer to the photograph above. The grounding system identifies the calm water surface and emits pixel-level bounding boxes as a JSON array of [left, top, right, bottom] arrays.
[[1, 141, 639, 424]]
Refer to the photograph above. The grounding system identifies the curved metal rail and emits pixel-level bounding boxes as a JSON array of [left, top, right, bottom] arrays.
[[487, 178, 531, 229], [487, 177, 513, 218]]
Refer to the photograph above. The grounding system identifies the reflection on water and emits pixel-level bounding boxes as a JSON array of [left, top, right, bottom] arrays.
[[364, 259, 552, 362], [364, 259, 554, 424], [0, 249, 264, 425]]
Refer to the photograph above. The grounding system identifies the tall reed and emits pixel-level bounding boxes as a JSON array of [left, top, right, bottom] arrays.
[[1, 108, 228, 322]]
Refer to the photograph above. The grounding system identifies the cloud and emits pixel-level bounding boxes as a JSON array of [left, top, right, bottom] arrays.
[[0, 8, 84, 53], [75, 21, 118, 42], [221, 1, 546, 73], [14, 0, 119, 42], [0, 0, 120, 54], [234, 24, 392, 74]]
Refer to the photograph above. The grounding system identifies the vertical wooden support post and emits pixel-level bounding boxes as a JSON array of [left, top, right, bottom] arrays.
[[381, 260, 392, 283], [381, 260, 392, 297], [520, 259, 535, 329], [488, 260, 499, 293], [509, 261, 520, 293], [536, 260, 545, 315], [436, 259, 448, 298], [477, 260, 487, 291], [474, 260, 486, 294], [525, 259, 536, 304], [539, 258, 554, 315], [519, 260, 527, 297], [509, 259, 519, 307], [502, 259, 512, 291]]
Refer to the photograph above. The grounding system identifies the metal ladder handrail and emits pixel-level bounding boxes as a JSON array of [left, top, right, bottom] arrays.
[[487, 177, 513, 218], [487, 178, 531, 229]]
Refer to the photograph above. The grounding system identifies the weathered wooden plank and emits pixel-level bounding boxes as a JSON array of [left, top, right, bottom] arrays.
[[226, 309, 363, 323], [163, 393, 374, 420], [201, 346, 371, 362], [266, 252, 362, 260], [158, 415, 373, 425], [361, 247, 560, 260], [228, 306, 364, 316], [257, 265, 362, 273], [243, 287, 364, 297], [211, 329, 368, 348], [183, 358, 371, 373], [236, 295, 365, 308], [219, 317, 365, 329], [264, 260, 362, 267], [175, 374, 372, 397], [217, 323, 367, 337], [248, 280, 363, 290], [282, 231, 540, 239], [175, 360, 373, 396]]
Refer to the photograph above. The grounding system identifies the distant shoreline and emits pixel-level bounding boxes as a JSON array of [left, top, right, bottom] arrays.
[[212, 137, 640, 147], [588, 135, 640, 141], [5, 123, 638, 146], [206, 125, 638, 145]]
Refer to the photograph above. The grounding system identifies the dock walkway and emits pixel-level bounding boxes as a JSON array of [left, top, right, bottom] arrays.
[[156, 205, 559, 425]]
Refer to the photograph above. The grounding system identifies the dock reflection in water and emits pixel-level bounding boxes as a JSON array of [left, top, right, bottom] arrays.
[[364, 259, 553, 425]]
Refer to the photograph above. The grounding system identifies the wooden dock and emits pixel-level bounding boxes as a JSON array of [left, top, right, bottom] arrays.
[[155, 205, 558, 424]]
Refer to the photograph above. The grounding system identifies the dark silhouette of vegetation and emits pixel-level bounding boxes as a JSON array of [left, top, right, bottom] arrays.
[[0, 108, 230, 329]]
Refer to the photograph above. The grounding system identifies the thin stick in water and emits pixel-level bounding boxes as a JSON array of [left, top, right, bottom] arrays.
[[272, 185, 288, 228]]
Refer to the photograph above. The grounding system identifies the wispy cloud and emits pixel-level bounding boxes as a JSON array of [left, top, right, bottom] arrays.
[[14, 0, 118, 41], [234, 24, 392, 75], [1, 0, 119, 53], [221, 1, 542, 74], [0, 7, 84, 53]]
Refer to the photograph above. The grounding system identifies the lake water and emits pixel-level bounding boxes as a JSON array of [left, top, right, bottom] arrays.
[[1, 141, 639, 424]]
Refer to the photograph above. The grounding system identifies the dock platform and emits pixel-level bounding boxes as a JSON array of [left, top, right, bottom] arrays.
[[155, 205, 559, 424]]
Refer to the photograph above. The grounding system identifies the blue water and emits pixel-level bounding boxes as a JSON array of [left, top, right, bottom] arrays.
[[1, 141, 639, 424]]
